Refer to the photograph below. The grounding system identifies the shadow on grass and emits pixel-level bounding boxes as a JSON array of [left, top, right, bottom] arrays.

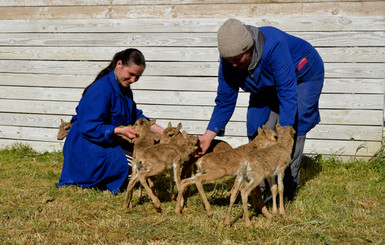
[[298, 154, 323, 190]]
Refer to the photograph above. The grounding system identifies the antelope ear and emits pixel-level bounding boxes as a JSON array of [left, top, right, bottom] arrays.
[[177, 122, 183, 131], [194, 135, 199, 143], [182, 130, 188, 139]]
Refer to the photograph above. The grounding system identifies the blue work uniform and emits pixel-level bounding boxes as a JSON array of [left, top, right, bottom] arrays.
[[207, 26, 324, 137], [57, 71, 147, 194]]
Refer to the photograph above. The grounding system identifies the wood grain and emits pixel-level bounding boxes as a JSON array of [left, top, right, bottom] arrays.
[[0, 2, 383, 20], [0, 1, 383, 157]]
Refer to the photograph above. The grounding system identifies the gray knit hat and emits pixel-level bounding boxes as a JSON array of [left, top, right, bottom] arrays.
[[217, 18, 254, 58]]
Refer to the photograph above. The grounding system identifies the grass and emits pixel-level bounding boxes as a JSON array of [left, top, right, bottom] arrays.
[[0, 143, 384, 244]]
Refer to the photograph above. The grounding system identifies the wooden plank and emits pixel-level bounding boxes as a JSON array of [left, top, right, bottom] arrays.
[[306, 125, 383, 141], [0, 121, 381, 148], [0, 0, 375, 7], [0, 112, 382, 156], [0, 33, 219, 47], [318, 110, 383, 126], [0, 125, 59, 142], [156, 119, 384, 141], [0, 86, 84, 102], [0, 73, 383, 95], [0, 16, 383, 33], [1, 86, 384, 110], [324, 63, 385, 79], [0, 99, 78, 115], [0, 113, 70, 128], [0, 47, 219, 62], [321, 79, 385, 94], [0, 137, 380, 158], [1, 32, 384, 47], [302, 31, 385, 47], [0, 73, 93, 88], [0, 123, 381, 143], [133, 77, 385, 94], [0, 100, 382, 141], [0, 96, 383, 121], [303, 139, 382, 157], [0, 139, 64, 153], [317, 47, 385, 63], [1, 60, 384, 79], [0, 135, 375, 159], [0, 108, 382, 129], [0, 2, 383, 20], [318, 94, 384, 110], [1, 47, 384, 63], [149, 120, 385, 141]]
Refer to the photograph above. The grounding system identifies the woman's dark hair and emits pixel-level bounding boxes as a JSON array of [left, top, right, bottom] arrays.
[[82, 48, 146, 96]]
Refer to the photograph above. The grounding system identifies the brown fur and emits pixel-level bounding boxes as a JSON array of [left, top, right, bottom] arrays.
[[123, 118, 160, 208], [57, 119, 72, 140], [158, 122, 183, 144], [157, 122, 188, 200], [130, 118, 158, 158], [125, 129, 199, 212], [160, 122, 233, 202], [225, 124, 296, 228], [175, 125, 278, 216]]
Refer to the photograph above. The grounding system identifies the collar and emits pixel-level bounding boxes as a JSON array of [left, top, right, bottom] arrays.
[[245, 25, 266, 73]]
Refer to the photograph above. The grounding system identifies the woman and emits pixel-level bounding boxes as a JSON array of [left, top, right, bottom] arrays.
[[199, 19, 324, 200], [57, 48, 163, 194]]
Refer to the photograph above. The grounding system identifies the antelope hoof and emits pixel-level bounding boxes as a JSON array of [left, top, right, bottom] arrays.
[[224, 218, 231, 226], [263, 211, 273, 218]]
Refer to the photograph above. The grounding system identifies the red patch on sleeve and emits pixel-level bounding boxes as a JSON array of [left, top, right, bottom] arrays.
[[297, 57, 308, 71]]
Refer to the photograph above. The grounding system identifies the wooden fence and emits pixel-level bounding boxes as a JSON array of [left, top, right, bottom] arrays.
[[0, 0, 384, 159]]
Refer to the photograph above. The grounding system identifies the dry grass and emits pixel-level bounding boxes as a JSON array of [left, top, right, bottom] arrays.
[[0, 144, 384, 244]]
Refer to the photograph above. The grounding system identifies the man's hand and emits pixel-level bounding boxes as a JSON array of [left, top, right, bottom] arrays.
[[197, 130, 217, 156]]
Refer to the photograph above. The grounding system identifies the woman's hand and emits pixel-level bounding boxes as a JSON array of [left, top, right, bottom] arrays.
[[197, 130, 217, 156], [151, 123, 164, 134], [114, 126, 139, 139]]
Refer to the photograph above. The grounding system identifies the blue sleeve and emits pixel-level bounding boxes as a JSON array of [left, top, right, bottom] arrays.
[[135, 108, 148, 121], [268, 40, 297, 127], [207, 60, 239, 135], [76, 83, 116, 144]]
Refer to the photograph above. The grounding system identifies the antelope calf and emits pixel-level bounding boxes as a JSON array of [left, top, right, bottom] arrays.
[[225, 124, 296, 228], [57, 119, 72, 140], [123, 118, 160, 208], [175, 125, 278, 216], [160, 122, 233, 202], [125, 130, 199, 212]]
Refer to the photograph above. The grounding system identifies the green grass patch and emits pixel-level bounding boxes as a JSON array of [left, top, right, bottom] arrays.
[[0, 144, 384, 244]]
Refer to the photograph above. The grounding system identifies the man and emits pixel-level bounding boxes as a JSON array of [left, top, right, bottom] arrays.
[[199, 18, 324, 200]]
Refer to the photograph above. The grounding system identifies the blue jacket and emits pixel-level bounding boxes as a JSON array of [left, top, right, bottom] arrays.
[[57, 71, 147, 194], [207, 26, 324, 136]]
